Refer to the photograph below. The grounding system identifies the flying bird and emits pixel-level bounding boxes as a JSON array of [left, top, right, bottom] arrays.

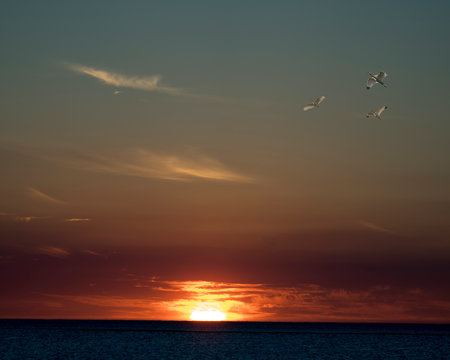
[[303, 96, 326, 111], [366, 106, 387, 119], [366, 72, 388, 89]]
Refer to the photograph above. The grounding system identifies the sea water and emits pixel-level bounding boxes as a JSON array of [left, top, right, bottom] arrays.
[[0, 320, 449, 359]]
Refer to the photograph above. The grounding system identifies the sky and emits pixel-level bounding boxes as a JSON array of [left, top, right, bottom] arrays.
[[0, 1, 449, 322]]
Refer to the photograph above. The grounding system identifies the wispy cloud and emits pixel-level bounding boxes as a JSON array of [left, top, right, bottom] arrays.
[[2, 213, 91, 223], [82, 250, 104, 257], [65, 63, 227, 101], [359, 221, 396, 234], [15, 216, 45, 222], [67, 63, 182, 95], [65, 218, 91, 222], [35, 246, 70, 258], [26, 187, 66, 205], [46, 148, 254, 183], [0, 212, 46, 222]]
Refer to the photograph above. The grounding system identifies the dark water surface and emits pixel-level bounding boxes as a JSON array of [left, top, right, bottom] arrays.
[[0, 320, 449, 359]]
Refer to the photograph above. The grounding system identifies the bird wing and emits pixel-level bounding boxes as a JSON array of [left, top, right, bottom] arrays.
[[303, 104, 315, 111], [366, 77, 376, 89], [376, 106, 387, 117], [375, 72, 387, 81], [366, 112, 374, 118], [315, 96, 326, 106]]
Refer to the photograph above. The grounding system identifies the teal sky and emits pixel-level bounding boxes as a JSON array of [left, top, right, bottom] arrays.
[[0, 1, 449, 321], [2, 0, 449, 228]]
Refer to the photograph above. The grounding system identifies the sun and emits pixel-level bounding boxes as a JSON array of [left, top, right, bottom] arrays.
[[190, 308, 227, 321]]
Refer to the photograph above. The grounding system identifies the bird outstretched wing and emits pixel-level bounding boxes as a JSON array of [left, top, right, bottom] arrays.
[[303, 104, 315, 111], [366, 77, 376, 89], [314, 96, 326, 106], [376, 106, 387, 117]]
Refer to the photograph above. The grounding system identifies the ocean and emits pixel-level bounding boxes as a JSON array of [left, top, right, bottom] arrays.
[[0, 320, 449, 359]]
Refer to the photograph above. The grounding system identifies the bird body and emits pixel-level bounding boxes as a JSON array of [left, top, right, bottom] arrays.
[[366, 106, 387, 119], [303, 96, 326, 111], [366, 72, 388, 89]]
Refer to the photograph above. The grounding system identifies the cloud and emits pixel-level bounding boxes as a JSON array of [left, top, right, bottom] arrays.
[[46, 148, 254, 183], [359, 221, 395, 234], [82, 250, 104, 257], [67, 63, 182, 95], [0, 213, 46, 222], [15, 216, 44, 222], [35, 246, 70, 258], [65, 63, 227, 101], [65, 218, 91, 222], [26, 187, 66, 205]]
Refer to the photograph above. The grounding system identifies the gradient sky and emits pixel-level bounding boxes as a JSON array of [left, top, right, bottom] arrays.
[[1, 1, 449, 322]]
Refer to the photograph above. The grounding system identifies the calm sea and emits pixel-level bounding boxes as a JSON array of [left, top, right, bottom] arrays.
[[0, 320, 449, 359]]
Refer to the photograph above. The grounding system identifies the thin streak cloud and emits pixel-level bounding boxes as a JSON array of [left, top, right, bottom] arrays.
[[67, 63, 182, 95], [359, 221, 396, 234], [0, 213, 46, 222], [65, 218, 92, 222], [26, 187, 66, 205], [35, 246, 70, 258], [15, 216, 45, 222], [46, 148, 255, 183], [82, 250, 104, 257]]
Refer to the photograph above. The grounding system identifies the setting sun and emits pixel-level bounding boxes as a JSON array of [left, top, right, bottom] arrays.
[[190, 309, 227, 321]]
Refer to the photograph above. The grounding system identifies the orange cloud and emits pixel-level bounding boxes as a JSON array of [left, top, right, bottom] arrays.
[[35, 246, 70, 258], [0, 212, 47, 222], [82, 250, 104, 257]]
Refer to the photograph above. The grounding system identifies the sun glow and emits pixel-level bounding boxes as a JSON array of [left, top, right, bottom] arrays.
[[165, 282, 248, 321], [190, 308, 227, 321]]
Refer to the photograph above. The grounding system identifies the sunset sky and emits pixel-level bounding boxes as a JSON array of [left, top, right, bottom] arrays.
[[1, 1, 449, 322]]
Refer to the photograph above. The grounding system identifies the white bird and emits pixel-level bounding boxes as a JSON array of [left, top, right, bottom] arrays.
[[366, 71, 388, 89], [303, 96, 326, 111], [366, 106, 387, 119]]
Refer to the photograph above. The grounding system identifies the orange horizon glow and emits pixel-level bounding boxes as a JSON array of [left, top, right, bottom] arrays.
[[163, 282, 249, 321], [0, 277, 449, 323]]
